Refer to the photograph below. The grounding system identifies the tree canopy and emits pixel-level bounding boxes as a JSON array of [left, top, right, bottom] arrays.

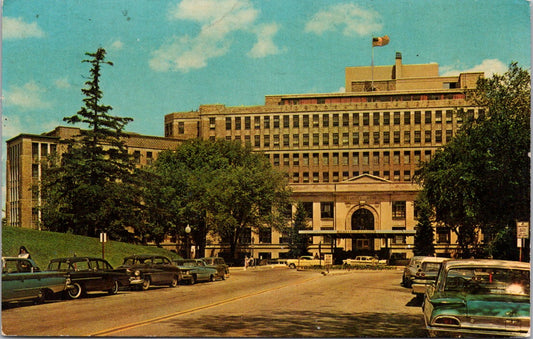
[[41, 48, 140, 240], [146, 139, 293, 259], [416, 63, 530, 259]]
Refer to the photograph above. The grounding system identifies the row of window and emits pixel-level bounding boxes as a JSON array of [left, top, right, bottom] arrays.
[[218, 109, 473, 131], [289, 169, 416, 183], [224, 129, 454, 148], [267, 149, 433, 167]]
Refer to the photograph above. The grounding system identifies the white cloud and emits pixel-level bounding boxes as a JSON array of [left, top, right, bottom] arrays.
[[54, 77, 72, 89], [3, 17, 45, 39], [247, 23, 284, 58], [305, 4, 382, 37], [110, 40, 124, 50], [1, 114, 60, 141], [3, 81, 52, 110], [151, 0, 282, 72], [441, 59, 508, 78]]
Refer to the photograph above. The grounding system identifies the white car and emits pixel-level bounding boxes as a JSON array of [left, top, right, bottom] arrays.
[[343, 256, 386, 265], [286, 256, 322, 269]]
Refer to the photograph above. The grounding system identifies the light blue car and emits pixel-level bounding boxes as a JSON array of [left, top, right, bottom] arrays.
[[2, 257, 71, 305], [173, 259, 217, 284]]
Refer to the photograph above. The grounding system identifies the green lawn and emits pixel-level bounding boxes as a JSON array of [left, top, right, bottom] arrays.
[[2, 226, 182, 269]]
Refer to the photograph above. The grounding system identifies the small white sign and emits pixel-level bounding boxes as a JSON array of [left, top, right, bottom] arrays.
[[100, 232, 107, 243], [516, 221, 529, 239], [324, 254, 333, 265]]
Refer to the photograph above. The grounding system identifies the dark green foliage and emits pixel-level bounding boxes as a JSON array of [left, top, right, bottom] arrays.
[[413, 196, 435, 256], [146, 139, 292, 259], [416, 63, 530, 259], [41, 48, 139, 241], [287, 201, 311, 258]]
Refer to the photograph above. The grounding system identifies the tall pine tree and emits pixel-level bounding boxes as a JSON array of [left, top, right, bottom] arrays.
[[41, 48, 140, 240]]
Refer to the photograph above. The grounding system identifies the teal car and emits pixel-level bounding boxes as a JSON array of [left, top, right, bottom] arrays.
[[173, 259, 217, 284], [423, 259, 530, 337], [2, 257, 71, 305]]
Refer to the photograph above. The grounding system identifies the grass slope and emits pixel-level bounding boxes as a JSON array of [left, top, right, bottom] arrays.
[[2, 226, 182, 269]]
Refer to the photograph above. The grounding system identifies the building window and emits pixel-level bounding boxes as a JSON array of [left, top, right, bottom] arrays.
[[403, 170, 411, 181], [352, 152, 359, 165], [293, 134, 299, 146], [362, 152, 369, 165], [392, 226, 406, 244], [254, 116, 261, 129], [363, 113, 369, 126], [393, 171, 400, 181], [313, 114, 319, 127], [323, 172, 329, 182], [383, 151, 390, 164], [393, 151, 400, 164], [404, 131, 411, 144], [332, 114, 339, 127], [273, 154, 280, 166], [312, 172, 319, 183], [283, 115, 289, 128], [394, 112, 400, 125], [264, 116, 270, 129], [245, 117, 251, 130], [332, 133, 339, 146], [353, 113, 359, 126], [414, 111, 421, 124], [312, 153, 319, 165], [254, 135, 260, 147], [373, 152, 380, 165], [404, 112, 411, 125], [259, 227, 272, 244], [424, 111, 432, 124], [414, 130, 421, 143], [437, 227, 450, 243], [209, 117, 216, 130], [383, 131, 390, 144], [303, 134, 309, 146], [393, 131, 400, 144], [273, 115, 280, 128], [273, 135, 280, 147], [292, 153, 300, 166], [435, 130, 442, 143], [283, 154, 290, 166], [322, 153, 329, 166], [313, 133, 319, 146], [342, 133, 349, 146], [383, 112, 390, 125], [293, 115, 299, 128], [363, 132, 369, 145], [264, 135, 270, 147], [404, 151, 410, 164], [446, 130, 453, 142], [352, 132, 359, 145], [342, 113, 349, 127], [235, 117, 241, 130], [373, 112, 380, 125], [303, 172, 309, 183], [147, 152, 153, 165], [446, 110, 453, 123], [225, 117, 232, 130], [292, 172, 299, 182], [425, 130, 432, 143], [332, 153, 339, 165], [303, 153, 309, 166], [333, 172, 339, 182], [133, 150, 141, 164], [435, 110, 442, 123], [322, 133, 329, 146], [322, 114, 329, 127], [373, 132, 380, 145], [303, 115, 309, 128], [283, 134, 289, 147], [392, 201, 406, 219]]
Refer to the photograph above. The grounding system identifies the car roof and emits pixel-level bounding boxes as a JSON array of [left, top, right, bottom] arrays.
[[124, 254, 167, 259], [49, 257, 106, 262], [420, 257, 448, 263], [442, 259, 530, 270]]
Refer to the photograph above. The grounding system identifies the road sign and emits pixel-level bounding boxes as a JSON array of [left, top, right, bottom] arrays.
[[516, 221, 529, 239]]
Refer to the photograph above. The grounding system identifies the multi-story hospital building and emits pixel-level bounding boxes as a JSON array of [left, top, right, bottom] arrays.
[[6, 52, 483, 260]]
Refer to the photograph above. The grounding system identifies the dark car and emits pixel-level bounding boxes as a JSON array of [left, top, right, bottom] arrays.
[[117, 255, 182, 291], [2, 257, 72, 305], [47, 257, 130, 299], [202, 257, 230, 280]]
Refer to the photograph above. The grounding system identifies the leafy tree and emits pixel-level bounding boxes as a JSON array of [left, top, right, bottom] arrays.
[[147, 139, 292, 259], [287, 201, 311, 257], [413, 195, 435, 256], [41, 48, 140, 240], [416, 63, 530, 259]]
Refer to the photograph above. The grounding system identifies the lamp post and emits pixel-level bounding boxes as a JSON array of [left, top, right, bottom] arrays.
[[185, 224, 191, 259]]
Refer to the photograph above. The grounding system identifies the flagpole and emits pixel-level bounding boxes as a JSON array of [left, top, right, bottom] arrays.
[[371, 40, 374, 91]]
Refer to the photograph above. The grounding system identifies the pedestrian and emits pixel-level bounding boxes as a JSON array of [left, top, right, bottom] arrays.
[[18, 246, 31, 259], [244, 255, 249, 270]]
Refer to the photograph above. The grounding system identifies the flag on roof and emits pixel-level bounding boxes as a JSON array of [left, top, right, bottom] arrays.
[[372, 35, 390, 47]]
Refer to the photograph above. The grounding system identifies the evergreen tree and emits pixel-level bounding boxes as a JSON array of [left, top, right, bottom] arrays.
[[413, 196, 435, 256], [287, 201, 311, 257], [41, 48, 140, 240]]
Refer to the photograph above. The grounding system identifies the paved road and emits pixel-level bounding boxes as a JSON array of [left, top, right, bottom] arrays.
[[2, 268, 428, 337]]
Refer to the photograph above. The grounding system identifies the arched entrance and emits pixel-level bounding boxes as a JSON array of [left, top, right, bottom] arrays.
[[351, 208, 375, 253]]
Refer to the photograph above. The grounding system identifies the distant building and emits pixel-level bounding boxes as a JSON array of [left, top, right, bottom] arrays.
[[5, 52, 483, 261]]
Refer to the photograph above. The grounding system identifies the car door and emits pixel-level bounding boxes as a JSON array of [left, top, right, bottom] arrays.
[[2, 258, 39, 302]]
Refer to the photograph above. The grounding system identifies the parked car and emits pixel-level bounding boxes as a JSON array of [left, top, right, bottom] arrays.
[[173, 259, 217, 284], [286, 256, 322, 269], [423, 259, 530, 338], [47, 257, 130, 299], [2, 257, 72, 305], [202, 257, 230, 280], [411, 257, 447, 298], [402, 256, 426, 287], [117, 254, 182, 290], [343, 256, 387, 265]]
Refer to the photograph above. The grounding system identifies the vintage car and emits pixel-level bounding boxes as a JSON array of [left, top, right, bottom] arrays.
[[47, 256, 131, 299], [202, 257, 230, 280], [286, 256, 322, 269], [402, 256, 426, 287], [411, 257, 447, 298], [2, 257, 72, 305], [343, 256, 387, 265], [173, 259, 217, 284], [117, 254, 182, 290], [423, 259, 530, 337]]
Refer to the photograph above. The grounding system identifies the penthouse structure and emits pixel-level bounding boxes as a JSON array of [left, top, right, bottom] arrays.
[[6, 52, 483, 261]]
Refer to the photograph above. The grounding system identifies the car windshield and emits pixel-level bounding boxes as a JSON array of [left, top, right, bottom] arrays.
[[422, 262, 441, 272], [444, 267, 530, 296]]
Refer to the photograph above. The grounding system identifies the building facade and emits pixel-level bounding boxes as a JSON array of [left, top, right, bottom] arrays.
[[5, 52, 483, 261], [164, 53, 483, 260]]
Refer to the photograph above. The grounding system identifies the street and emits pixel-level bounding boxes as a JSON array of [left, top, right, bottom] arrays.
[[2, 268, 428, 337]]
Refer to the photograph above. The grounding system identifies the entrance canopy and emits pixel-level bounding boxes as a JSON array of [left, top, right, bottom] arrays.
[[299, 229, 416, 238]]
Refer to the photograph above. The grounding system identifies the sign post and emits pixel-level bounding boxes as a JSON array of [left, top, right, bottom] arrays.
[[100, 232, 107, 259], [516, 221, 529, 262]]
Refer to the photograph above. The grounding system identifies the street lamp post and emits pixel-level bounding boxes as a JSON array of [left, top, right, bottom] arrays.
[[185, 224, 191, 259]]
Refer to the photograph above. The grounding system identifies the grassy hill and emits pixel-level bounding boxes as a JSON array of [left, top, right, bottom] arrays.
[[2, 226, 182, 269]]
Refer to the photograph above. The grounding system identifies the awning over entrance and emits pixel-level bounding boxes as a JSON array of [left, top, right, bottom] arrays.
[[299, 230, 416, 238]]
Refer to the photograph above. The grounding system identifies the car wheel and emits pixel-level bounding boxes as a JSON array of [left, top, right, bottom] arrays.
[[209, 275, 215, 282], [142, 276, 151, 291], [289, 263, 296, 269], [221, 272, 226, 280], [68, 282, 84, 299], [34, 290, 46, 304], [169, 276, 178, 288], [108, 280, 119, 295], [190, 275, 197, 285]]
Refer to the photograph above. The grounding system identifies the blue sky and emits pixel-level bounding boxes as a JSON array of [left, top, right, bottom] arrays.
[[1, 0, 531, 202]]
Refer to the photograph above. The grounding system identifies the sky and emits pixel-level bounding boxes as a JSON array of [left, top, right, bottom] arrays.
[[1, 0, 531, 204]]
